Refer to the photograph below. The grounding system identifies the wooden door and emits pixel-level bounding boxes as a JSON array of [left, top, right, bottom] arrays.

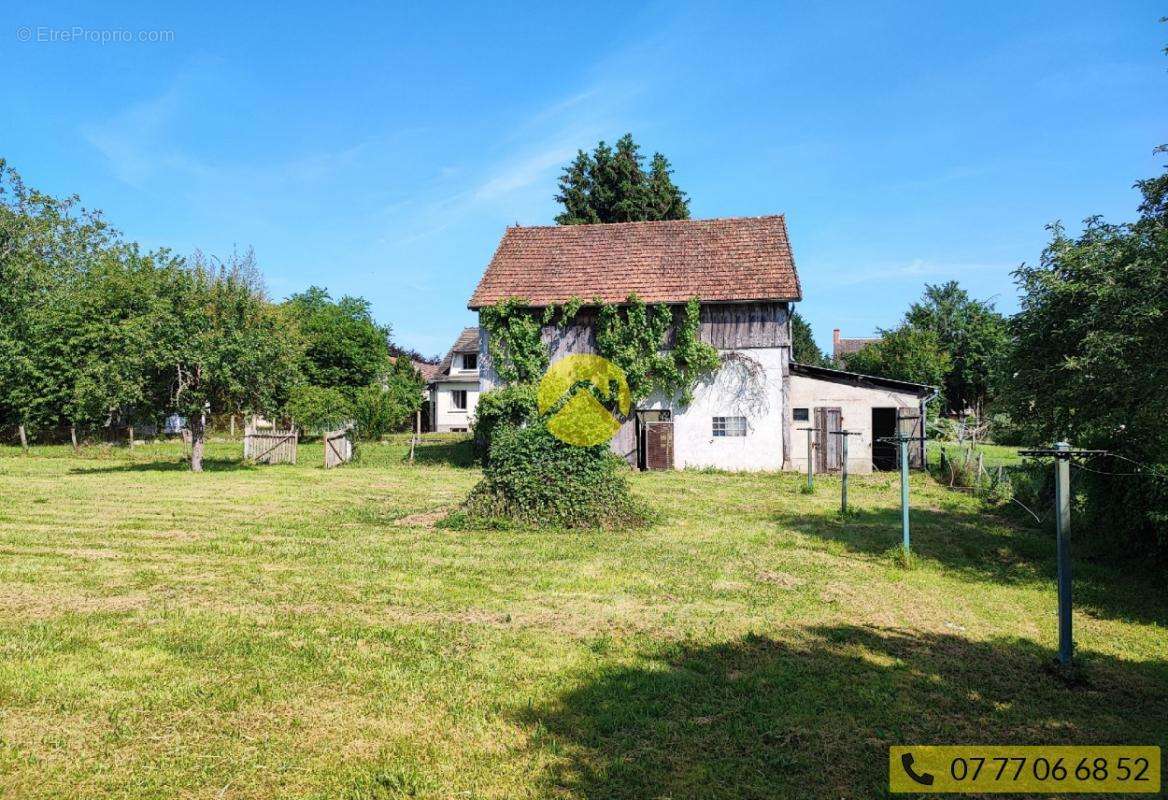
[[814, 407, 843, 472], [898, 407, 924, 468], [644, 421, 674, 471]]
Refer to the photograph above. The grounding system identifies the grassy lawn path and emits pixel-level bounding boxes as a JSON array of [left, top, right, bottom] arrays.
[[0, 438, 1163, 798]]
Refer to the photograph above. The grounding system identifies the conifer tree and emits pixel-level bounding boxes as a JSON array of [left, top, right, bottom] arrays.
[[554, 134, 689, 225]]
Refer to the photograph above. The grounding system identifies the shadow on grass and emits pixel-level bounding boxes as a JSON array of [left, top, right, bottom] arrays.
[[68, 457, 255, 474], [773, 505, 1168, 628], [409, 438, 477, 468], [524, 625, 1167, 799]]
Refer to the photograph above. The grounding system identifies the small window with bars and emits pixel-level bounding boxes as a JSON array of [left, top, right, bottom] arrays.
[[712, 416, 747, 437]]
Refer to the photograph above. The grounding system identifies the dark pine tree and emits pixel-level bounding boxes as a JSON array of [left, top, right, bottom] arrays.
[[645, 152, 690, 221], [554, 134, 689, 225]]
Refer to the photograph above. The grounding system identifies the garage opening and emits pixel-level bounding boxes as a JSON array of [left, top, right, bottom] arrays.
[[872, 407, 898, 470]]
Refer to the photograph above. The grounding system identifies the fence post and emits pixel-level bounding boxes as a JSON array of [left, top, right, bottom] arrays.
[[798, 427, 815, 491], [1054, 441, 1072, 667], [842, 433, 850, 513], [410, 410, 419, 464], [828, 429, 861, 513], [899, 436, 911, 555]]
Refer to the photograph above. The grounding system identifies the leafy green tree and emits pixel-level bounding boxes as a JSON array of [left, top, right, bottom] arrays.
[[555, 134, 690, 224], [58, 245, 179, 448], [284, 286, 392, 392], [351, 359, 424, 442], [1002, 168, 1168, 555], [286, 384, 352, 434], [904, 281, 1009, 414], [790, 311, 830, 367], [383, 355, 424, 427], [842, 326, 950, 388], [155, 251, 302, 471], [0, 160, 116, 447]]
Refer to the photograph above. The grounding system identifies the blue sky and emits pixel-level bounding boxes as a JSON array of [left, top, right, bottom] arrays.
[[4, 2, 1165, 358]]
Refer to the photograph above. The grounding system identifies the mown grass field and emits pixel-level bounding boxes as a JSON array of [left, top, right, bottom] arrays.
[[0, 437, 1164, 799]]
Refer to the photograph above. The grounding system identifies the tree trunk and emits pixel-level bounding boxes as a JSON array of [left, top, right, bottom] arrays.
[[18, 423, 28, 453], [190, 416, 205, 472], [230, 414, 235, 438], [70, 424, 79, 454], [128, 425, 135, 449]]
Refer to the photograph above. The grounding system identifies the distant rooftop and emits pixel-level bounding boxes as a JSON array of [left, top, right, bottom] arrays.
[[832, 328, 882, 359]]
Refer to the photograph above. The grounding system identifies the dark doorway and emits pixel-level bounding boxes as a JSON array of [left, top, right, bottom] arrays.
[[637, 410, 673, 470], [872, 407, 898, 470]]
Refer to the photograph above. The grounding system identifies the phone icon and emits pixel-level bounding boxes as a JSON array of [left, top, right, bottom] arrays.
[[901, 753, 935, 786]]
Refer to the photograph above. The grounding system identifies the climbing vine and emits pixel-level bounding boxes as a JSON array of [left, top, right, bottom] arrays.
[[595, 295, 719, 404], [479, 298, 548, 385], [480, 294, 720, 406]]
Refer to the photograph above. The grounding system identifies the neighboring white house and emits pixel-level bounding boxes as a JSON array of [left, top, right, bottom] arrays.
[[427, 327, 482, 433], [467, 215, 934, 472]]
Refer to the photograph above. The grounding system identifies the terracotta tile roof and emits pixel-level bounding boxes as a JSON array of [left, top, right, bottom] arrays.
[[389, 356, 441, 384], [832, 328, 882, 359], [835, 338, 881, 356], [435, 327, 481, 381], [414, 361, 441, 383], [468, 215, 801, 309]]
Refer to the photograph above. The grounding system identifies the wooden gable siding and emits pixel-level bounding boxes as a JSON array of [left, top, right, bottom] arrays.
[[699, 302, 791, 349], [537, 302, 790, 359]]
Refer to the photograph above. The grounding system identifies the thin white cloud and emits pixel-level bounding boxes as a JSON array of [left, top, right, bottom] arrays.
[[825, 259, 1009, 287], [82, 87, 187, 187]]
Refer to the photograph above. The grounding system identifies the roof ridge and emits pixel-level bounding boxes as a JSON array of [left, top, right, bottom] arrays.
[[504, 213, 786, 231], [470, 213, 801, 309]]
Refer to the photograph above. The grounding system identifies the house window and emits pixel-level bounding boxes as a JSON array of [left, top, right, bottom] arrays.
[[461, 353, 478, 371], [712, 416, 747, 437], [793, 407, 810, 422], [451, 390, 468, 411]]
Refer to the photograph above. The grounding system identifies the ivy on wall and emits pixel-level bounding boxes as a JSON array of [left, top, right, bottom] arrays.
[[596, 295, 719, 404], [478, 294, 720, 405], [478, 298, 548, 385]]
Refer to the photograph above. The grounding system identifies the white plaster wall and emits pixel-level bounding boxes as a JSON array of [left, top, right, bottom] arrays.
[[477, 326, 499, 392], [787, 374, 922, 474], [432, 381, 480, 432], [642, 347, 788, 471]]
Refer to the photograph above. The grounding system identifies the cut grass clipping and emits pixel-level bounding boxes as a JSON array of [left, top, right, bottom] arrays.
[[460, 420, 651, 529]]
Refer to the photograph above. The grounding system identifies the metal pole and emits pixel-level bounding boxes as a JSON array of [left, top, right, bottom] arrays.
[[1054, 441, 1072, 667], [899, 436, 910, 554], [841, 433, 849, 513], [806, 429, 814, 490]]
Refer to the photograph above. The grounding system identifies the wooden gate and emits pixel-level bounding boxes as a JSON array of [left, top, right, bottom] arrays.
[[644, 421, 674, 471], [244, 426, 298, 464], [814, 407, 843, 472], [898, 407, 924, 468], [323, 428, 353, 469]]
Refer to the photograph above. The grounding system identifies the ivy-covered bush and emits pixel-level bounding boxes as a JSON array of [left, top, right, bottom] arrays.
[[472, 384, 538, 462], [461, 419, 651, 529]]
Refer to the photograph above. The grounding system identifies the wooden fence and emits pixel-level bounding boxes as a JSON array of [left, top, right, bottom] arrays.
[[323, 428, 353, 469], [243, 425, 298, 465]]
